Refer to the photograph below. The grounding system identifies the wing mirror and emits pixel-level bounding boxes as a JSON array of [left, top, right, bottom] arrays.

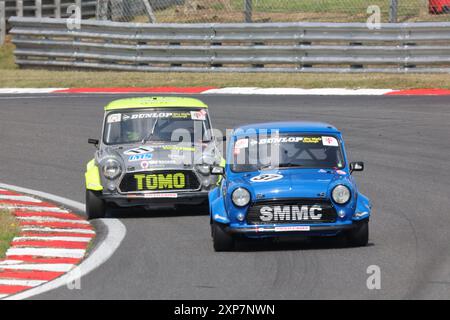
[[350, 162, 364, 173], [210, 166, 225, 175], [88, 138, 99, 148]]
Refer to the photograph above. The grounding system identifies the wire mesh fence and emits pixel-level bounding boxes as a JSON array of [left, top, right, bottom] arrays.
[[98, 0, 450, 23]]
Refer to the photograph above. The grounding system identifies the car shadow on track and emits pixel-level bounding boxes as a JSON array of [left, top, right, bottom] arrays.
[[234, 237, 375, 252], [104, 206, 209, 219], [103, 208, 374, 252]]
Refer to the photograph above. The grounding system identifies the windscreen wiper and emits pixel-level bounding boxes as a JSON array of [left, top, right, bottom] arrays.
[[141, 118, 158, 144]]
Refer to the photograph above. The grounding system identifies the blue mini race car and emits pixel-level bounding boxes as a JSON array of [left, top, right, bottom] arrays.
[[209, 121, 372, 251]]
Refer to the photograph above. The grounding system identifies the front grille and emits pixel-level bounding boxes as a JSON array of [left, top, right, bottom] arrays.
[[247, 199, 336, 225], [119, 170, 200, 193]]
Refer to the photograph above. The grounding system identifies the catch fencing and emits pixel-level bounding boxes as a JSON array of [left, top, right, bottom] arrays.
[[9, 17, 450, 73], [2, 0, 96, 19], [99, 0, 450, 24], [0, 0, 96, 44]]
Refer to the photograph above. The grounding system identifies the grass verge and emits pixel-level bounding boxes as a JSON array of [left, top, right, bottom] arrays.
[[0, 209, 20, 259], [2, 41, 450, 89]]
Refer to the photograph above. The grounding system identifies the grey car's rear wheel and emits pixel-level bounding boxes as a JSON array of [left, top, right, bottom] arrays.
[[86, 190, 106, 220], [346, 220, 369, 247], [212, 222, 234, 252]]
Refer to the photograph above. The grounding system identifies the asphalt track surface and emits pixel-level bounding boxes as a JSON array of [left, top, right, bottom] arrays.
[[0, 93, 449, 299]]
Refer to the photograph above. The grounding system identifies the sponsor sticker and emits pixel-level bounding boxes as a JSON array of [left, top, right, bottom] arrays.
[[259, 205, 323, 222], [128, 153, 153, 162], [274, 226, 311, 232], [144, 193, 178, 199], [162, 145, 195, 152], [142, 160, 178, 165], [191, 109, 207, 121], [303, 137, 322, 144], [336, 169, 347, 175], [251, 136, 304, 145], [235, 138, 249, 149], [249, 136, 322, 145], [322, 136, 339, 147], [107, 113, 122, 123], [250, 173, 284, 183], [133, 173, 186, 191], [141, 161, 150, 169], [124, 147, 154, 155]]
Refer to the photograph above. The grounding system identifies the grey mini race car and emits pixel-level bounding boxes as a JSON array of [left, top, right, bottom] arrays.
[[84, 97, 223, 219]]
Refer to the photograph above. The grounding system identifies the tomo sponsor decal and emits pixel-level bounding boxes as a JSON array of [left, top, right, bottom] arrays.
[[322, 136, 339, 147], [128, 154, 153, 162], [133, 173, 186, 191], [259, 205, 323, 222], [124, 147, 154, 156], [250, 174, 283, 183]]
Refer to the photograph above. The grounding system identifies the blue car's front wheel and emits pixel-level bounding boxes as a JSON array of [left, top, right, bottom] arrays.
[[346, 220, 369, 247], [212, 222, 234, 252]]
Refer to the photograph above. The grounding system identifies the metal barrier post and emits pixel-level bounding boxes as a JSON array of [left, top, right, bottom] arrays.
[[54, 0, 61, 18], [389, 0, 398, 23], [0, 1, 5, 46], [96, 0, 109, 20], [35, 0, 42, 18], [143, 0, 156, 23], [244, 0, 252, 23], [17, 0, 23, 17]]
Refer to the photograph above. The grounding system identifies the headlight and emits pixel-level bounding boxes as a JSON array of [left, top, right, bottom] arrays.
[[232, 188, 251, 207], [196, 164, 210, 175], [102, 158, 122, 180], [332, 185, 351, 204]]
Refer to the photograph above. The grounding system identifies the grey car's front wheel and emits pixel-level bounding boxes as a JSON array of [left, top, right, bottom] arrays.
[[211, 222, 234, 252], [86, 190, 106, 220]]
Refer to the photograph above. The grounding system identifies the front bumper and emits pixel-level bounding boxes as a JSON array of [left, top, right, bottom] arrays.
[[225, 222, 361, 238], [101, 191, 209, 208]]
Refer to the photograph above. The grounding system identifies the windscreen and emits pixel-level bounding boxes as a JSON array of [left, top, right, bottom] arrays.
[[103, 109, 211, 145], [231, 134, 345, 172]]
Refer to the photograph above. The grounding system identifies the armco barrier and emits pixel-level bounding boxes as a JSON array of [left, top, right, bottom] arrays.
[[9, 17, 450, 73]]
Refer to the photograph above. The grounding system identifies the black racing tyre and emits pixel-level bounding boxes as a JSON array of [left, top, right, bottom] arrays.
[[346, 220, 369, 247], [212, 222, 234, 252], [86, 190, 106, 220]]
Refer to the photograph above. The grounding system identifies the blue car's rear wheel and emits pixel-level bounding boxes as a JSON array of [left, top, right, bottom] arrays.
[[346, 220, 369, 247], [86, 190, 106, 220], [212, 222, 234, 252]]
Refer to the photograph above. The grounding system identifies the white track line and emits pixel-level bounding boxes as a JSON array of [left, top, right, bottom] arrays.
[[0, 279, 46, 287], [0, 195, 42, 202], [0, 206, 69, 213], [202, 87, 395, 95], [13, 236, 92, 242], [0, 260, 23, 265], [6, 248, 86, 259], [0, 182, 126, 301], [0, 294, 8, 299], [21, 227, 95, 234], [0, 264, 75, 272], [0, 88, 66, 94], [16, 216, 89, 224]]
